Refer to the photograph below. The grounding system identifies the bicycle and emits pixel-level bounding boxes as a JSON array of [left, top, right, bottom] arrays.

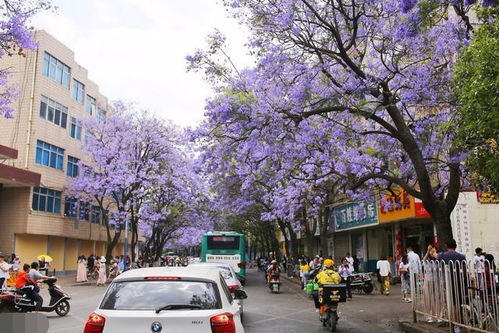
[[461, 286, 498, 332]]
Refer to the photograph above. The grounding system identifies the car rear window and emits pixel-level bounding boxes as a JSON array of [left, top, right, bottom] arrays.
[[100, 280, 222, 311], [217, 267, 233, 279]]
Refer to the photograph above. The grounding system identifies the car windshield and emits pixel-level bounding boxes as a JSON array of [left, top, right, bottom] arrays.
[[100, 280, 221, 311]]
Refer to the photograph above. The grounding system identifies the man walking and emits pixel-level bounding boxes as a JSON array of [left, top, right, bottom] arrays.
[[407, 246, 421, 280], [438, 239, 467, 333], [376, 256, 392, 295]]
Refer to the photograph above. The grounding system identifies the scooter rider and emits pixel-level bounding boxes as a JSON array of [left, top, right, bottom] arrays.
[[266, 260, 281, 283], [28, 262, 54, 310], [16, 264, 44, 311], [314, 259, 341, 311]]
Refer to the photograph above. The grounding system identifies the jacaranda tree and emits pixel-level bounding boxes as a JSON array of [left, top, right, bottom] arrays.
[[191, 0, 496, 248], [0, 0, 51, 118]]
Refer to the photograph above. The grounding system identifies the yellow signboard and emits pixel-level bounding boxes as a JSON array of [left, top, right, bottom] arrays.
[[378, 188, 416, 223]]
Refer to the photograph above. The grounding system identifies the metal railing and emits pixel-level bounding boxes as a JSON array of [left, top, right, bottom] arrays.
[[410, 259, 498, 332]]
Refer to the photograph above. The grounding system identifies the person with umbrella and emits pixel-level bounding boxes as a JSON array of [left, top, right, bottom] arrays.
[[37, 255, 52, 275]]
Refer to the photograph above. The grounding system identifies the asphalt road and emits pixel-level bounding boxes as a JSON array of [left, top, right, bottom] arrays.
[[45, 268, 411, 333]]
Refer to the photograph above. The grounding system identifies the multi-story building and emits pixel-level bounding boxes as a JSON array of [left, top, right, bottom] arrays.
[[0, 30, 129, 273]]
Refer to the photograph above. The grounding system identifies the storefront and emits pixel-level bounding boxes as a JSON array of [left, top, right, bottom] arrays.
[[331, 200, 378, 271]]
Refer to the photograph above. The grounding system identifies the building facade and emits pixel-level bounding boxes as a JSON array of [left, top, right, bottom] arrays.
[[0, 30, 128, 273]]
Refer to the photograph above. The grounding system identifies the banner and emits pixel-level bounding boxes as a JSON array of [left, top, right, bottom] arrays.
[[378, 188, 415, 223], [332, 200, 378, 231]]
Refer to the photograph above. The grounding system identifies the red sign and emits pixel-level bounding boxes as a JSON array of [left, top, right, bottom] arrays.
[[415, 201, 431, 217]]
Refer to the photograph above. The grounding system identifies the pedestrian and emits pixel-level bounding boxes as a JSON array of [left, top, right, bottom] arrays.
[[87, 254, 95, 272], [96, 256, 107, 286], [309, 255, 320, 270], [407, 246, 421, 281], [0, 252, 11, 289], [38, 257, 49, 276], [422, 243, 441, 322], [76, 255, 88, 282], [437, 239, 467, 333], [473, 247, 485, 287], [352, 254, 360, 273], [299, 259, 310, 289], [338, 257, 353, 299], [345, 252, 354, 271], [399, 254, 411, 302], [12, 256, 20, 271], [376, 256, 392, 295]]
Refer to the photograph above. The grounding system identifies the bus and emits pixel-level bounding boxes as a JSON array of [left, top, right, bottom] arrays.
[[201, 232, 246, 277]]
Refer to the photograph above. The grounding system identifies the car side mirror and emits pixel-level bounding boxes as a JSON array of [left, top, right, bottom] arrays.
[[234, 289, 248, 300]]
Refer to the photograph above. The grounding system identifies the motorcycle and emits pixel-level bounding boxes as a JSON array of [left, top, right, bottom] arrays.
[[0, 278, 71, 316], [268, 273, 281, 293], [318, 284, 347, 332], [350, 272, 374, 294]]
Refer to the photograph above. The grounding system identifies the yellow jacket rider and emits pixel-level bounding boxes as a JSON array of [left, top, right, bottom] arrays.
[[315, 259, 341, 285]]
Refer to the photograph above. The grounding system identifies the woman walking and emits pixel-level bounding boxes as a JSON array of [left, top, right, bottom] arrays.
[[399, 254, 411, 302], [96, 257, 107, 286], [76, 255, 88, 282]]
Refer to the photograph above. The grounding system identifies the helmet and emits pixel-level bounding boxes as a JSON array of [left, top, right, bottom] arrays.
[[324, 259, 334, 268], [271, 260, 277, 264]]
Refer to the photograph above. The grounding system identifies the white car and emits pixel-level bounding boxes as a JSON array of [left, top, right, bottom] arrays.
[[83, 267, 247, 333], [187, 263, 245, 312]]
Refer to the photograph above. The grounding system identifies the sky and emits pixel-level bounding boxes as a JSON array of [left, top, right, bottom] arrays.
[[32, 0, 253, 127]]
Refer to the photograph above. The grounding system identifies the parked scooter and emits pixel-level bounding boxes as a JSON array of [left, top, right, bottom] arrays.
[[319, 284, 347, 332], [0, 278, 71, 316], [268, 273, 281, 293], [350, 272, 374, 294]]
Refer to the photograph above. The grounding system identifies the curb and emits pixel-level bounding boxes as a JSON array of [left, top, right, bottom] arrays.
[[399, 320, 449, 333]]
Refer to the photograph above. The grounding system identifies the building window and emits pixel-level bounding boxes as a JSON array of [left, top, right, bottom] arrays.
[[64, 197, 77, 217], [32, 187, 61, 213], [67, 156, 79, 177], [97, 107, 106, 123], [39, 96, 68, 128], [86, 95, 96, 115], [35, 140, 64, 170], [70, 117, 82, 140], [79, 201, 90, 221], [91, 206, 100, 224], [72, 79, 85, 103], [43, 52, 70, 88]]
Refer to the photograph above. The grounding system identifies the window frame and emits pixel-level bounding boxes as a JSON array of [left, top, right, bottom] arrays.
[[70, 117, 82, 140], [42, 52, 70, 88], [32, 187, 62, 213], [72, 79, 85, 104], [39, 95, 68, 129], [66, 156, 79, 177], [35, 140, 64, 171]]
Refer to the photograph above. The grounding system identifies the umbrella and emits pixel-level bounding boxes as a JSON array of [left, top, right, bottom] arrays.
[[37, 254, 53, 263]]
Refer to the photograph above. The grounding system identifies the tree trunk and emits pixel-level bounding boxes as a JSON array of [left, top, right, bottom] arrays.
[[319, 206, 330, 257], [285, 222, 299, 260]]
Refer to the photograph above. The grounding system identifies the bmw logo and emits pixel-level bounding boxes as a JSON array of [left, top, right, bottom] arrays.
[[151, 321, 162, 333]]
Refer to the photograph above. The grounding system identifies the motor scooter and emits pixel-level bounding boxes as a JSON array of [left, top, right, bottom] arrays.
[[318, 284, 347, 332], [268, 273, 281, 293], [0, 278, 71, 316], [350, 272, 374, 294]]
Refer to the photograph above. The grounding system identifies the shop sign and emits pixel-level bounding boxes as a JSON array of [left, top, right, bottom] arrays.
[[332, 200, 378, 231], [415, 199, 431, 217], [476, 191, 499, 204], [451, 203, 472, 258], [378, 188, 415, 223]]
